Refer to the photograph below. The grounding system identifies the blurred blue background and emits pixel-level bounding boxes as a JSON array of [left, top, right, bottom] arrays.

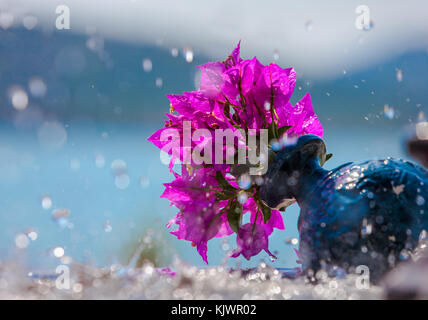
[[0, 0, 427, 272]]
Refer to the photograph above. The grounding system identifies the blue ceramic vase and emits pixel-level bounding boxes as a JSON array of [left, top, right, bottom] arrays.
[[260, 135, 428, 282]]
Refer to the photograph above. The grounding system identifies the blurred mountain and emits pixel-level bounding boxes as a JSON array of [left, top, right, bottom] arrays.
[[1, 27, 427, 127]]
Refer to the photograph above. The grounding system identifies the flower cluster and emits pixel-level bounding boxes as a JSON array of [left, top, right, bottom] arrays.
[[149, 43, 323, 263]]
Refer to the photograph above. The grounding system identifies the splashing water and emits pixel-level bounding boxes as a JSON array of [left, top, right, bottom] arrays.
[[142, 59, 153, 72], [0, 259, 384, 300], [183, 47, 194, 63]]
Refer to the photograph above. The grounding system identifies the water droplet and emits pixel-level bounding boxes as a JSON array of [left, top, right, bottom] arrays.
[[237, 192, 248, 204], [396, 69, 403, 82], [255, 177, 264, 186], [361, 221, 373, 236], [27, 231, 38, 241], [273, 49, 279, 61], [399, 249, 410, 261], [155, 77, 163, 88], [416, 122, 428, 140], [263, 101, 271, 111], [142, 58, 152, 72], [58, 217, 72, 229], [143, 264, 154, 276], [375, 215, 384, 224], [103, 221, 112, 232], [22, 15, 38, 30], [115, 174, 130, 189], [111, 159, 127, 175], [416, 195, 425, 206], [269, 255, 277, 262], [73, 283, 83, 293], [8, 87, 28, 110], [171, 47, 179, 57], [95, 153, 105, 168], [383, 104, 395, 119], [221, 243, 230, 252], [285, 238, 298, 245], [86, 36, 104, 53], [184, 47, 194, 63], [28, 77, 47, 98], [41, 196, 53, 210], [270, 139, 281, 151], [53, 247, 65, 258], [237, 174, 251, 190], [0, 12, 14, 30], [52, 209, 72, 229], [37, 121, 67, 150], [15, 234, 29, 249]]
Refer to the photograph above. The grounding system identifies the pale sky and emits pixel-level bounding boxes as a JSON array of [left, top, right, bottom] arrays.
[[2, 0, 428, 79]]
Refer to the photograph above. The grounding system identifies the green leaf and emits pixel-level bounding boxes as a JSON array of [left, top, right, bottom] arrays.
[[273, 107, 280, 125], [215, 192, 231, 201], [277, 125, 292, 138], [267, 122, 277, 143], [227, 200, 242, 233], [216, 171, 237, 192], [223, 103, 231, 120], [259, 200, 272, 224]]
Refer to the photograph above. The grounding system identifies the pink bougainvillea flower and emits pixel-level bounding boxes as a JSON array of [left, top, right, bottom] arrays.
[[231, 223, 276, 260], [276, 93, 323, 138], [148, 42, 324, 263], [163, 167, 234, 263], [155, 267, 176, 277], [242, 197, 284, 236]]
